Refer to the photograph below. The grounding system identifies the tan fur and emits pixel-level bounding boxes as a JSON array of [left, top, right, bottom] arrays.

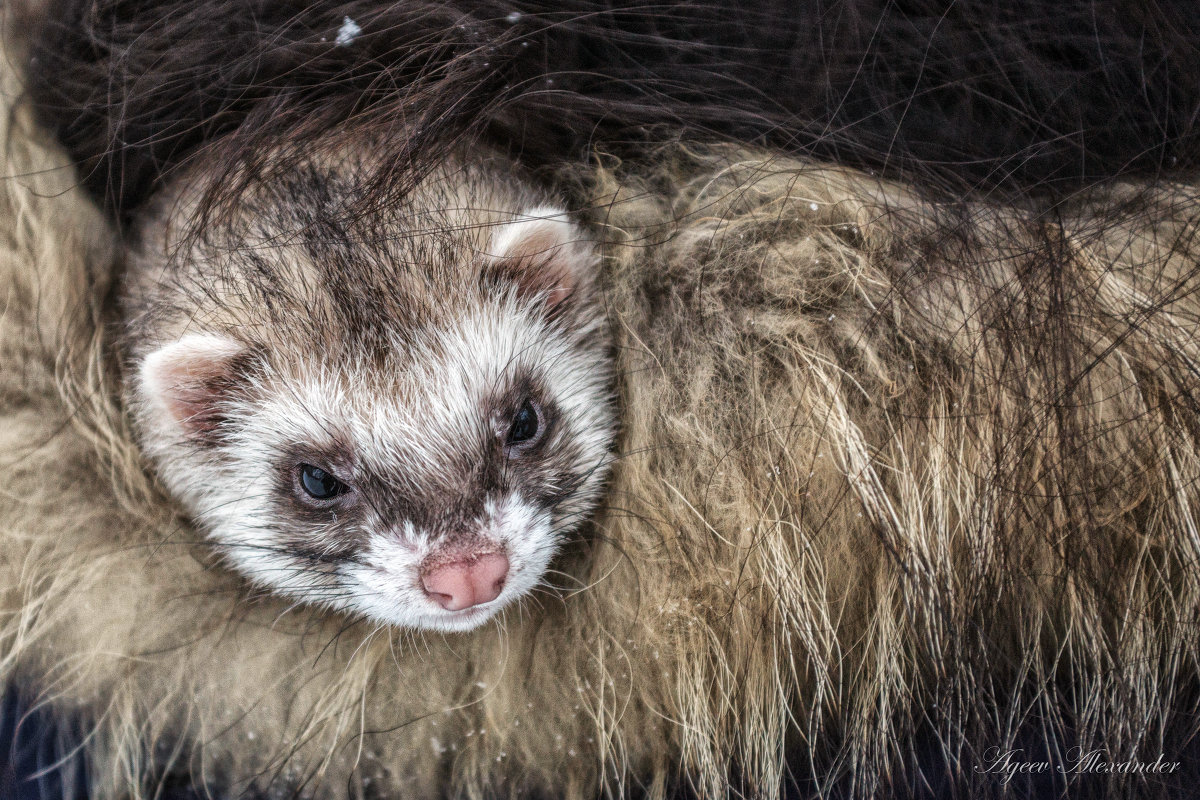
[[3, 25, 1200, 800]]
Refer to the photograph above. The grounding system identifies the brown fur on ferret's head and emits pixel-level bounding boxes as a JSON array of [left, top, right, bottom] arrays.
[[119, 151, 616, 632]]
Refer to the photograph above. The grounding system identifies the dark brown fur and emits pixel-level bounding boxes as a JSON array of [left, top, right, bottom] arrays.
[[26, 0, 1200, 221], [8, 2, 1200, 799]]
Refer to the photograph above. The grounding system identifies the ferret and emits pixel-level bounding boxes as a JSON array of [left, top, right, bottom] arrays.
[[12, 2, 1200, 797], [121, 148, 616, 632]]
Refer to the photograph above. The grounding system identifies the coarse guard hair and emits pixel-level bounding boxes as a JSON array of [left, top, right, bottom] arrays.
[[5, 1, 1200, 799]]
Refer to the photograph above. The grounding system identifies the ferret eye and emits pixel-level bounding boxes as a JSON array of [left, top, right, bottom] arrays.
[[298, 464, 346, 500], [506, 399, 542, 447]]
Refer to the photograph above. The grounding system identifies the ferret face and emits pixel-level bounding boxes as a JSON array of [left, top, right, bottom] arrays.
[[122, 157, 615, 632]]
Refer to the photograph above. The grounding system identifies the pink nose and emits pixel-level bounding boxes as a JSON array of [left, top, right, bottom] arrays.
[[421, 552, 509, 611]]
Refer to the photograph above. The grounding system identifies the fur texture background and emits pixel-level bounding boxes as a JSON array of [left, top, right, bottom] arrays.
[[6, 7, 1200, 800], [27, 0, 1200, 217]]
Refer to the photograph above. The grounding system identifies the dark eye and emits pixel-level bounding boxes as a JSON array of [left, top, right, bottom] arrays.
[[506, 399, 542, 447], [298, 463, 346, 500]]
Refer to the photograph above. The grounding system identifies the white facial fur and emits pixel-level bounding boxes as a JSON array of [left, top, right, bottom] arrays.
[[126, 188, 615, 633]]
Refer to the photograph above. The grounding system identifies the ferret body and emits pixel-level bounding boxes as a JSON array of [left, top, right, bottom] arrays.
[[122, 149, 615, 631], [12, 1, 1200, 798]]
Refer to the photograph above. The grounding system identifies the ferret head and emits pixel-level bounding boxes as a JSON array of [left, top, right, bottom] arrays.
[[122, 156, 616, 632]]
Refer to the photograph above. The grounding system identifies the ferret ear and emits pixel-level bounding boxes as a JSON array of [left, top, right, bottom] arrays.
[[486, 207, 597, 313], [139, 334, 249, 441]]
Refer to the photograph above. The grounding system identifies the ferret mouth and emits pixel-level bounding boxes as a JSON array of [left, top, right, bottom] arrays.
[[443, 604, 493, 618], [419, 597, 509, 632], [435, 594, 505, 618]]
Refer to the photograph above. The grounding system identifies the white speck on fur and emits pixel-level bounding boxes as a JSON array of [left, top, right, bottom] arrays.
[[506, 11, 522, 23], [335, 17, 362, 46]]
